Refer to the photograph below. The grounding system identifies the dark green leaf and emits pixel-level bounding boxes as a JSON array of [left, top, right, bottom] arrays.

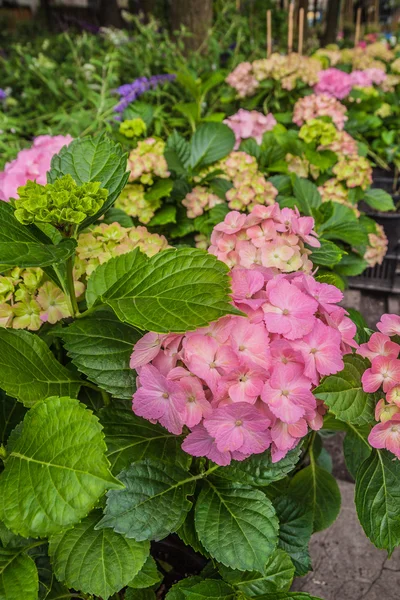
[[124, 102, 154, 127], [314, 354, 375, 425], [103, 207, 134, 227], [190, 123, 235, 169], [335, 252, 368, 276], [0, 392, 27, 444], [0, 547, 38, 600], [61, 308, 140, 399], [128, 555, 162, 589], [165, 131, 190, 175], [363, 188, 395, 212], [355, 449, 400, 554], [165, 577, 205, 600], [343, 425, 372, 479], [292, 177, 321, 216], [273, 495, 313, 576], [195, 480, 278, 571], [148, 205, 177, 226], [145, 179, 174, 203], [0, 329, 81, 407], [310, 239, 344, 267], [180, 579, 235, 599], [97, 459, 195, 541], [318, 203, 369, 246]]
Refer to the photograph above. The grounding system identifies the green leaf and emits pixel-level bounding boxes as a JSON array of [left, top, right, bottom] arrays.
[[194, 204, 230, 236], [0, 396, 121, 537], [335, 252, 368, 276], [125, 589, 156, 600], [310, 239, 344, 267], [48, 134, 129, 229], [239, 138, 261, 160], [99, 406, 191, 474], [195, 480, 279, 571], [86, 247, 147, 308], [49, 510, 149, 598], [0, 547, 38, 600], [189, 123, 235, 169], [355, 449, 400, 554], [128, 555, 162, 589], [254, 594, 323, 600], [292, 177, 321, 216], [304, 148, 337, 172], [268, 175, 292, 195], [0, 392, 27, 445], [0, 203, 77, 268], [148, 205, 177, 226], [165, 131, 190, 175], [0, 329, 81, 407], [180, 580, 235, 599], [29, 543, 71, 600], [165, 577, 206, 600], [174, 103, 199, 129], [209, 178, 233, 201], [145, 179, 174, 203], [318, 202, 369, 246], [315, 271, 345, 290], [343, 425, 372, 479], [273, 495, 313, 576], [288, 463, 341, 532], [101, 248, 240, 333], [97, 459, 195, 541], [124, 101, 154, 127], [314, 354, 375, 426], [363, 188, 395, 212], [176, 504, 209, 557], [103, 207, 134, 227], [61, 308, 140, 399], [218, 548, 294, 596], [216, 446, 302, 486]]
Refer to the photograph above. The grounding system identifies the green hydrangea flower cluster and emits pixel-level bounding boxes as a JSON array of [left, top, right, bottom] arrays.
[[119, 118, 147, 139], [299, 118, 338, 146], [14, 174, 108, 227]]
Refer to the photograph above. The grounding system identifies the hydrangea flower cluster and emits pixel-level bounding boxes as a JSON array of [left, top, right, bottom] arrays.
[[299, 119, 339, 147], [321, 131, 359, 157], [314, 68, 353, 99], [0, 135, 73, 202], [285, 154, 319, 180], [358, 314, 400, 459], [0, 267, 84, 331], [75, 222, 169, 277], [182, 186, 223, 219], [114, 74, 176, 116], [349, 68, 387, 87], [293, 94, 348, 130], [224, 109, 277, 149], [208, 204, 318, 271], [225, 62, 259, 98], [115, 138, 170, 224], [391, 58, 400, 74], [252, 53, 322, 91], [14, 175, 108, 226], [119, 118, 147, 139], [332, 155, 372, 190], [130, 206, 356, 465], [318, 179, 358, 214], [364, 224, 388, 268]]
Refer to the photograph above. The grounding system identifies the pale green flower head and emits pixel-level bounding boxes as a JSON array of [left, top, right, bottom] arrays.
[[299, 118, 338, 146], [119, 118, 147, 139], [14, 174, 108, 227]]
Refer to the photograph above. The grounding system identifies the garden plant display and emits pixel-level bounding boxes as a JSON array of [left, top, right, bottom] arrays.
[[1, 8, 400, 599]]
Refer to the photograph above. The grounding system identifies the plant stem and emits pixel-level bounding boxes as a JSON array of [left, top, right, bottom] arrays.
[[82, 381, 111, 406], [66, 255, 80, 318]]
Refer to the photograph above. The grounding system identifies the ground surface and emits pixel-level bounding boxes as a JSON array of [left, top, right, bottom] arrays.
[[292, 481, 400, 600]]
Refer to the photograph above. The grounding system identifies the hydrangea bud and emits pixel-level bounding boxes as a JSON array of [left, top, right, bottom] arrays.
[[14, 174, 108, 227], [119, 118, 147, 139], [299, 119, 339, 146], [115, 184, 156, 224]]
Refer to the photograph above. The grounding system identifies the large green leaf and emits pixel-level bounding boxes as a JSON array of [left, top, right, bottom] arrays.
[[310, 239, 344, 267], [165, 576, 203, 600], [195, 480, 278, 571], [318, 203, 369, 246], [125, 589, 156, 600], [189, 123, 235, 169], [100, 406, 191, 474], [178, 580, 235, 599], [355, 449, 400, 554], [128, 555, 162, 589], [49, 511, 149, 598], [0, 396, 121, 537], [216, 446, 302, 486], [48, 134, 129, 229], [0, 547, 38, 600], [218, 548, 294, 596], [61, 309, 140, 399], [288, 464, 341, 532], [363, 188, 395, 212], [28, 544, 71, 600], [314, 355, 375, 426], [97, 459, 195, 541], [100, 248, 239, 333], [0, 392, 27, 444], [292, 177, 321, 216], [0, 329, 81, 407], [273, 495, 313, 576], [343, 424, 372, 479], [165, 131, 190, 175], [0, 203, 76, 268]]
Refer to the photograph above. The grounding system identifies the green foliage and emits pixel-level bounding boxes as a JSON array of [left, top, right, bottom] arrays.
[[98, 459, 195, 540], [195, 480, 279, 571], [128, 555, 162, 589], [189, 123, 235, 169], [14, 175, 108, 226], [0, 396, 121, 537], [0, 546, 38, 600], [292, 177, 321, 216], [0, 329, 81, 406], [217, 447, 302, 486], [48, 511, 149, 597], [273, 495, 313, 576], [363, 188, 395, 212]]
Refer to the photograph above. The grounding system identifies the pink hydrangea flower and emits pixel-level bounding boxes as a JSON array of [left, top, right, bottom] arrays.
[[293, 94, 348, 130], [292, 321, 344, 384], [361, 356, 400, 393], [182, 424, 232, 466], [224, 109, 277, 149], [358, 332, 400, 361], [377, 314, 400, 337], [261, 363, 315, 424], [314, 68, 353, 99], [368, 414, 400, 459], [0, 135, 73, 201]]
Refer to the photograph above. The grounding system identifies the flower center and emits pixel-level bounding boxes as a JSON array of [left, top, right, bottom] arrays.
[[238, 345, 246, 351], [282, 308, 290, 316], [209, 361, 217, 368], [391, 425, 400, 433], [281, 389, 290, 397], [310, 348, 318, 354], [187, 395, 196, 403], [162, 392, 169, 399], [235, 419, 243, 427]]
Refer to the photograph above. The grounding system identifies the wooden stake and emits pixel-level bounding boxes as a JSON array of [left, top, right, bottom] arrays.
[[288, 2, 294, 54], [267, 9, 272, 58], [354, 7, 361, 47], [236, 0, 240, 10], [298, 7, 304, 55]]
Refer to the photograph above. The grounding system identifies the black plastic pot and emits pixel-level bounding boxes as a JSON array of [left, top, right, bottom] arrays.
[[372, 168, 399, 196]]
